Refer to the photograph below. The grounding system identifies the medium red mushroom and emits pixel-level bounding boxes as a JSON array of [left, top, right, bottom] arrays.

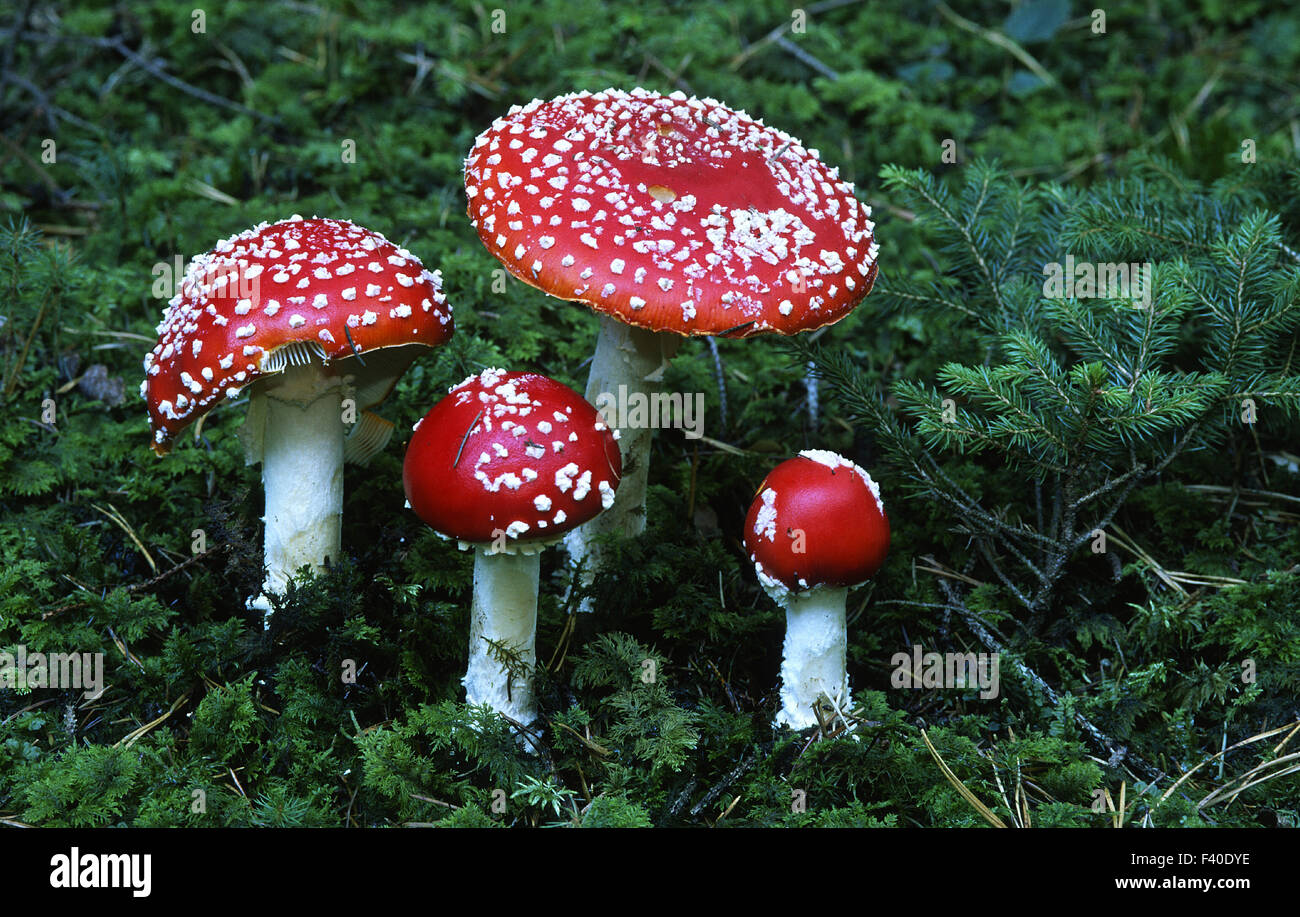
[[143, 215, 453, 621], [743, 450, 890, 730], [403, 368, 621, 728], [464, 88, 880, 605]]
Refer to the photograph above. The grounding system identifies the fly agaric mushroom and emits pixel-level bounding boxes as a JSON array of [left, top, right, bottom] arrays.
[[743, 450, 890, 730], [403, 368, 621, 728], [143, 215, 453, 622], [464, 87, 879, 604]]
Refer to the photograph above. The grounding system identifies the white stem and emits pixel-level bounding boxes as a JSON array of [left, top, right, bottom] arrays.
[[465, 548, 539, 728], [776, 586, 850, 730], [563, 314, 667, 611], [247, 367, 345, 625]]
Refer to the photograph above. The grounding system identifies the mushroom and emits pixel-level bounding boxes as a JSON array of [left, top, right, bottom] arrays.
[[143, 215, 454, 622], [743, 450, 890, 730], [402, 368, 621, 729], [464, 87, 879, 604]]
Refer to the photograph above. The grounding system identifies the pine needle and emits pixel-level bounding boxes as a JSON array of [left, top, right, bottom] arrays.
[[90, 502, 157, 575], [1158, 718, 1300, 806], [114, 692, 190, 749], [921, 729, 1007, 828]]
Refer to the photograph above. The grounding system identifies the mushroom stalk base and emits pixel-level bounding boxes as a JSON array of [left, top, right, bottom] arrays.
[[248, 373, 345, 626], [466, 549, 540, 735], [564, 314, 668, 610], [776, 586, 851, 730]]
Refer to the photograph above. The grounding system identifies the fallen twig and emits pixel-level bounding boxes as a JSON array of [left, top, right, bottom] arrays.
[[935, 4, 1057, 87], [42, 541, 233, 619], [934, 576, 1163, 783], [690, 749, 758, 817]]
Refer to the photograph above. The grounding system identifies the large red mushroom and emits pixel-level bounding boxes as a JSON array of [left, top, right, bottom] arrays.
[[743, 450, 890, 730], [143, 215, 453, 622], [403, 368, 621, 729], [464, 88, 879, 605]]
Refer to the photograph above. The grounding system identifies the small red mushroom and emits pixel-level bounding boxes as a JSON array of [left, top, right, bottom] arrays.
[[142, 215, 453, 622], [743, 450, 889, 729], [465, 88, 880, 607], [403, 369, 621, 729]]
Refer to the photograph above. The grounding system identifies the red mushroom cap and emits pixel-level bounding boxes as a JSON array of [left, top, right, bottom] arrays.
[[464, 88, 878, 338], [403, 369, 622, 547], [143, 215, 453, 454], [743, 450, 889, 594]]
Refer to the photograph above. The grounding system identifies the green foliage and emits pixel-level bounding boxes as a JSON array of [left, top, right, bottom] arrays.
[[873, 159, 1299, 479], [796, 156, 1300, 827], [578, 793, 653, 828], [571, 633, 702, 775]]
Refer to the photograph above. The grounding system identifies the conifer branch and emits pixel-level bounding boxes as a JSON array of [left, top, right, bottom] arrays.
[[935, 578, 1162, 783], [977, 540, 1036, 611]]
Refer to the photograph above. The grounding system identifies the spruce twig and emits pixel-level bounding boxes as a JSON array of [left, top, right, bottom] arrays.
[[934, 577, 1162, 783]]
